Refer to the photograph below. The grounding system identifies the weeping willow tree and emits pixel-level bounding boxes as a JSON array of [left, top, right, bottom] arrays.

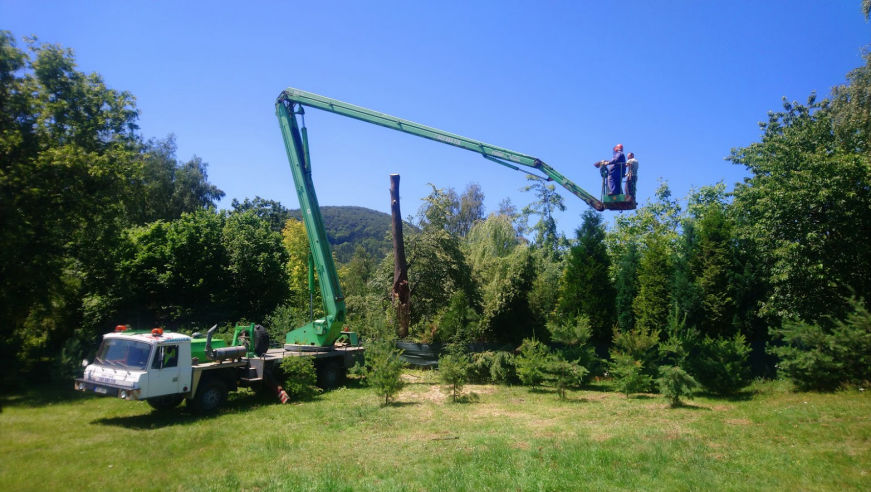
[[465, 215, 537, 343]]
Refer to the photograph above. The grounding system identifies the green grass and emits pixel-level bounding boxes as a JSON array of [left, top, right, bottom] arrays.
[[1, 375, 869, 491]]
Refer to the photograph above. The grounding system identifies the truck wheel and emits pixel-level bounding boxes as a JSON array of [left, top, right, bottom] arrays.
[[146, 394, 184, 411], [316, 359, 346, 390], [192, 379, 227, 413]]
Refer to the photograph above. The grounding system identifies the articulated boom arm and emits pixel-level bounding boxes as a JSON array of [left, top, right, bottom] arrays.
[[277, 88, 606, 211], [276, 101, 347, 348], [275, 87, 610, 347]]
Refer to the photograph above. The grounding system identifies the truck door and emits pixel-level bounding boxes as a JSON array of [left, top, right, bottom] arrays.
[[148, 344, 182, 397]]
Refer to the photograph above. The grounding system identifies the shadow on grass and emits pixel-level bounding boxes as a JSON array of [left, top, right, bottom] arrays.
[[560, 396, 602, 404], [385, 400, 420, 408], [582, 382, 615, 393], [696, 390, 756, 401], [91, 392, 313, 430], [445, 392, 481, 404], [670, 402, 711, 411], [528, 387, 556, 395], [93, 410, 210, 430], [1, 382, 92, 409]]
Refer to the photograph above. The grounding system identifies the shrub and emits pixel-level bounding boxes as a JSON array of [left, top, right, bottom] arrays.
[[470, 351, 516, 384], [278, 356, 320, 400], [657, 365, 698, 407], [658, 303, 691, 367], [610, 353, 653, 396], [516, 338, 550, 389], [685, 334, 752, 395], [548, 316, 600, 382], [611, 324, 660, 380], [360, 339, 405, 405], [435, 292, 481, 343], [438, 345, 471, 402], [548, 356, 588, 400], [772, 298, 871, 391], [548, 315, 593, 346], [264, 304, 308, 346]]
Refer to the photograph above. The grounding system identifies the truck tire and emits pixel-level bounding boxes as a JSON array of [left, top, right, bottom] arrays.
[[316, 358, 346, 390], [191, 379, 227, 413], [146, 394, 184, 411], [254, 324, 269, 356]]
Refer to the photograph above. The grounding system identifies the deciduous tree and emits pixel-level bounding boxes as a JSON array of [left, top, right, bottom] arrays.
[[729, 91, 871, 322]]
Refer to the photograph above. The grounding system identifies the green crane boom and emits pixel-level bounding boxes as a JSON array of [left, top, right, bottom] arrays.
[[275, 88, 627, 348]]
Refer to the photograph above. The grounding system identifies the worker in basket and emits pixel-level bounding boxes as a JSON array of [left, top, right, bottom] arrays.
[[625, 152, 638, 201], [594, 143, 626, 196]]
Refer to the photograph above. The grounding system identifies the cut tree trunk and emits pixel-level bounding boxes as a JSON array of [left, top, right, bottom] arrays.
[[390, 174, 411, 338]]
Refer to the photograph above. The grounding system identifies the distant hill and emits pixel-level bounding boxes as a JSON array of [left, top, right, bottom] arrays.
[[290, 205, 416, 263]]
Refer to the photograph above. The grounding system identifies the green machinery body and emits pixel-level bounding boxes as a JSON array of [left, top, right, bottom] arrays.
[[275, 88, 634, 348]]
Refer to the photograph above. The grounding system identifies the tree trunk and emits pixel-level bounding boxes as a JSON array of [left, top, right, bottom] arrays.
[[390, 174, 411, 338]]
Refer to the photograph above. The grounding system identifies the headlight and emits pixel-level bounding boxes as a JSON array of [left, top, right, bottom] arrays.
[[120, 390, 127, 399]]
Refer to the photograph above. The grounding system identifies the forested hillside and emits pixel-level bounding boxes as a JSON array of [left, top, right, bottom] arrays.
[[1, 29, 869, 395], [312, 206, 411, 263], [231, 198, 414, 263]]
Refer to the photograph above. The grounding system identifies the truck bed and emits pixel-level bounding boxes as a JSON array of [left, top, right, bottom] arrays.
[[264, 345, 364, 360]]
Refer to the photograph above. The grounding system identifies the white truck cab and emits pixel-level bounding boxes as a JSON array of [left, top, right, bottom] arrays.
[[75, 328, 193, 401]]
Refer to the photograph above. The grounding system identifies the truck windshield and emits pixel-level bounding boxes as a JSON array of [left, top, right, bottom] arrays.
[[95, 338, 152, 370]]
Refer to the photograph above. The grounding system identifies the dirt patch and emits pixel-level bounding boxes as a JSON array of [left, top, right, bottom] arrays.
[[409, 384, 447, 404], [725, 418, 752, 426], [465, 384, 496, 395], [400, 373, 423, 383]]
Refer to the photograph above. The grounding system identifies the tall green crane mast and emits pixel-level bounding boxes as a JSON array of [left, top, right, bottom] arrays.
[[275, 88, 632, 348]]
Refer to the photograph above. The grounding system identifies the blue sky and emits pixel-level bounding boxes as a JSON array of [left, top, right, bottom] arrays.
[[3, 1, 869, 236]]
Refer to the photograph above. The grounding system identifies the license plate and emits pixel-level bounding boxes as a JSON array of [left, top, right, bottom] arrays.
[[94, 386, 108, 394]]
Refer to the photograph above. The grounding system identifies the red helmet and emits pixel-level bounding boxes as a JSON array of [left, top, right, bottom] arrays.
[[614, 143, 623, 151]]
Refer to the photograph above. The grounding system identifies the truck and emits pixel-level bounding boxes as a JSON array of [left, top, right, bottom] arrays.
[[76, 88, 632, 412], [75, 324, 361, 412]]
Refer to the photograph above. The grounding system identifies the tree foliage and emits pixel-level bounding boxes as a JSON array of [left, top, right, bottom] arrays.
[[633, 235, 672, 335], [438, 344, 471, 402], [772, 297, 871, 391], [0, 33, 225, 382], [232, 196, 291, 233], [610, 353, 653, 397], [466, 215, 536, 343], [521, 176, 566, 256], [359, 339, 405, 405], [657, 365, 698, 407], [279, 356, 321, 401], [404, 227, 477, 333], [614, 242, 640, 333], [223, 210, 290, 320], [556, 211, 615, 342], [729, 87, 871, 322], [684, 333, 752, 395], [515, 338, 550, 389]]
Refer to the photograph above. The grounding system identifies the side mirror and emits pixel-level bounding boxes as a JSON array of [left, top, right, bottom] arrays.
[[82, 359, 89, 368]]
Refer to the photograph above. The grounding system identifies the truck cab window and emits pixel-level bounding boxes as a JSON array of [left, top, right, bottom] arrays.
[[152, 345, 179, 369]]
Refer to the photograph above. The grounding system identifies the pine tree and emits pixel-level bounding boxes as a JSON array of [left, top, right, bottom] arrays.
[[361, 339, 405, 405], [691, 205, 737, 337], [556, 211, 615, 343], [615, 242, 640, 333], [633, 235, 672, 334], [438, 344, 471, 402]]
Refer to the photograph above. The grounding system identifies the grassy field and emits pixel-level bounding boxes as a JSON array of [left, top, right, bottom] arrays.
[[1, 373, 869, 491]]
